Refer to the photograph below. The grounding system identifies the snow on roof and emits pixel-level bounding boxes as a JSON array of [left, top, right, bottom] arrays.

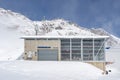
[[21, 35, 109, 39]]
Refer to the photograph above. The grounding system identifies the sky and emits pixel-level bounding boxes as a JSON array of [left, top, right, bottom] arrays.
[[0, 0, 120, 37]]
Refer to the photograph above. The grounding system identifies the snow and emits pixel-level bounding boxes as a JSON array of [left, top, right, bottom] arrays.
[[90, 28, 120, 46], [21, 35, 109, 39], [0, 8, 35, 61], [0, 61, 103, 80], [103, 45, 120, 80], [0, 60, 120, 80], [106, 45, 120, 69], [0, 27, 23, 61], [110, 35, 120, 44], [0, 48, 23, 61]]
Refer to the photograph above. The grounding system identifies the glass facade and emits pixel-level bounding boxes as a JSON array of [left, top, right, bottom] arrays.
[[71, 39, 81, 60], [61, 38, 105, 61], [61, 39, 70, 60], [83, 39, 93, 61]]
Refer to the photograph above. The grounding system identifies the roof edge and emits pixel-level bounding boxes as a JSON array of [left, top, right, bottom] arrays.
[[21, 36, 109, 39]]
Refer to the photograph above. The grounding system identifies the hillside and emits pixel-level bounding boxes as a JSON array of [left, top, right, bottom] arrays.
[[0, 8, 35, 60]]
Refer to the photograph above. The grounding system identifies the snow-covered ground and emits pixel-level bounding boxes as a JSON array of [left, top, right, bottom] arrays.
[[0, 61, 103, 80], [103, 45, 120, 80], [0, 60, 119, 80], [0, 27, 24, 60]]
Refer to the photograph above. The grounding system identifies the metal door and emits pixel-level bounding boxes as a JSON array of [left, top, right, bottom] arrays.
[[38, 49, 58, 61]]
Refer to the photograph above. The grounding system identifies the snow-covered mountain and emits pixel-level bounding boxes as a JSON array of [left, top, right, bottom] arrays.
[[33, 19, 120, 46], [0, 8, 35, 35], [90, 28, 120, 46], [0, 8, 120, 60], [34, 19, 96, 36], [0, 8, 35, 60], [34, 20, 120, 46]]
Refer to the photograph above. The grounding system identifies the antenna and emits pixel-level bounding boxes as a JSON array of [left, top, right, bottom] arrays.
[[35, 24, 38, 35]]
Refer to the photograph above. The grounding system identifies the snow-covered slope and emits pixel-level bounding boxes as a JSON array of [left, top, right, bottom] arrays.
[[0, 61, 103, 80], [0, 8, 120, 60], [0, 8, 35, 35], [0, 8, 35, 60], [0, 61, 120, 80]]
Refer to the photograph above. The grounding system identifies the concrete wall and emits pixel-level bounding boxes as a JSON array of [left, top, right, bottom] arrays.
[[87, 62, 106, 71], [23, 39, 61, 60]]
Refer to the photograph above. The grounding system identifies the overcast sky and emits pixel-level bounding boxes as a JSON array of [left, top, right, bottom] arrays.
[[0, 0, 120, 37]]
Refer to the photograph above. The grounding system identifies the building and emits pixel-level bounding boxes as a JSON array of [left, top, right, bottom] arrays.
[[21, 36, 109, 71]]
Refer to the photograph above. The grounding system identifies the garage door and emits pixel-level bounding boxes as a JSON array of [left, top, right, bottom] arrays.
[[38, 49, 58, 61]]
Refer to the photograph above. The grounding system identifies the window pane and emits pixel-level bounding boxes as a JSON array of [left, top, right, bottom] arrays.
[[61, 39, 70, 60], [83, 39, 93, 61]]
